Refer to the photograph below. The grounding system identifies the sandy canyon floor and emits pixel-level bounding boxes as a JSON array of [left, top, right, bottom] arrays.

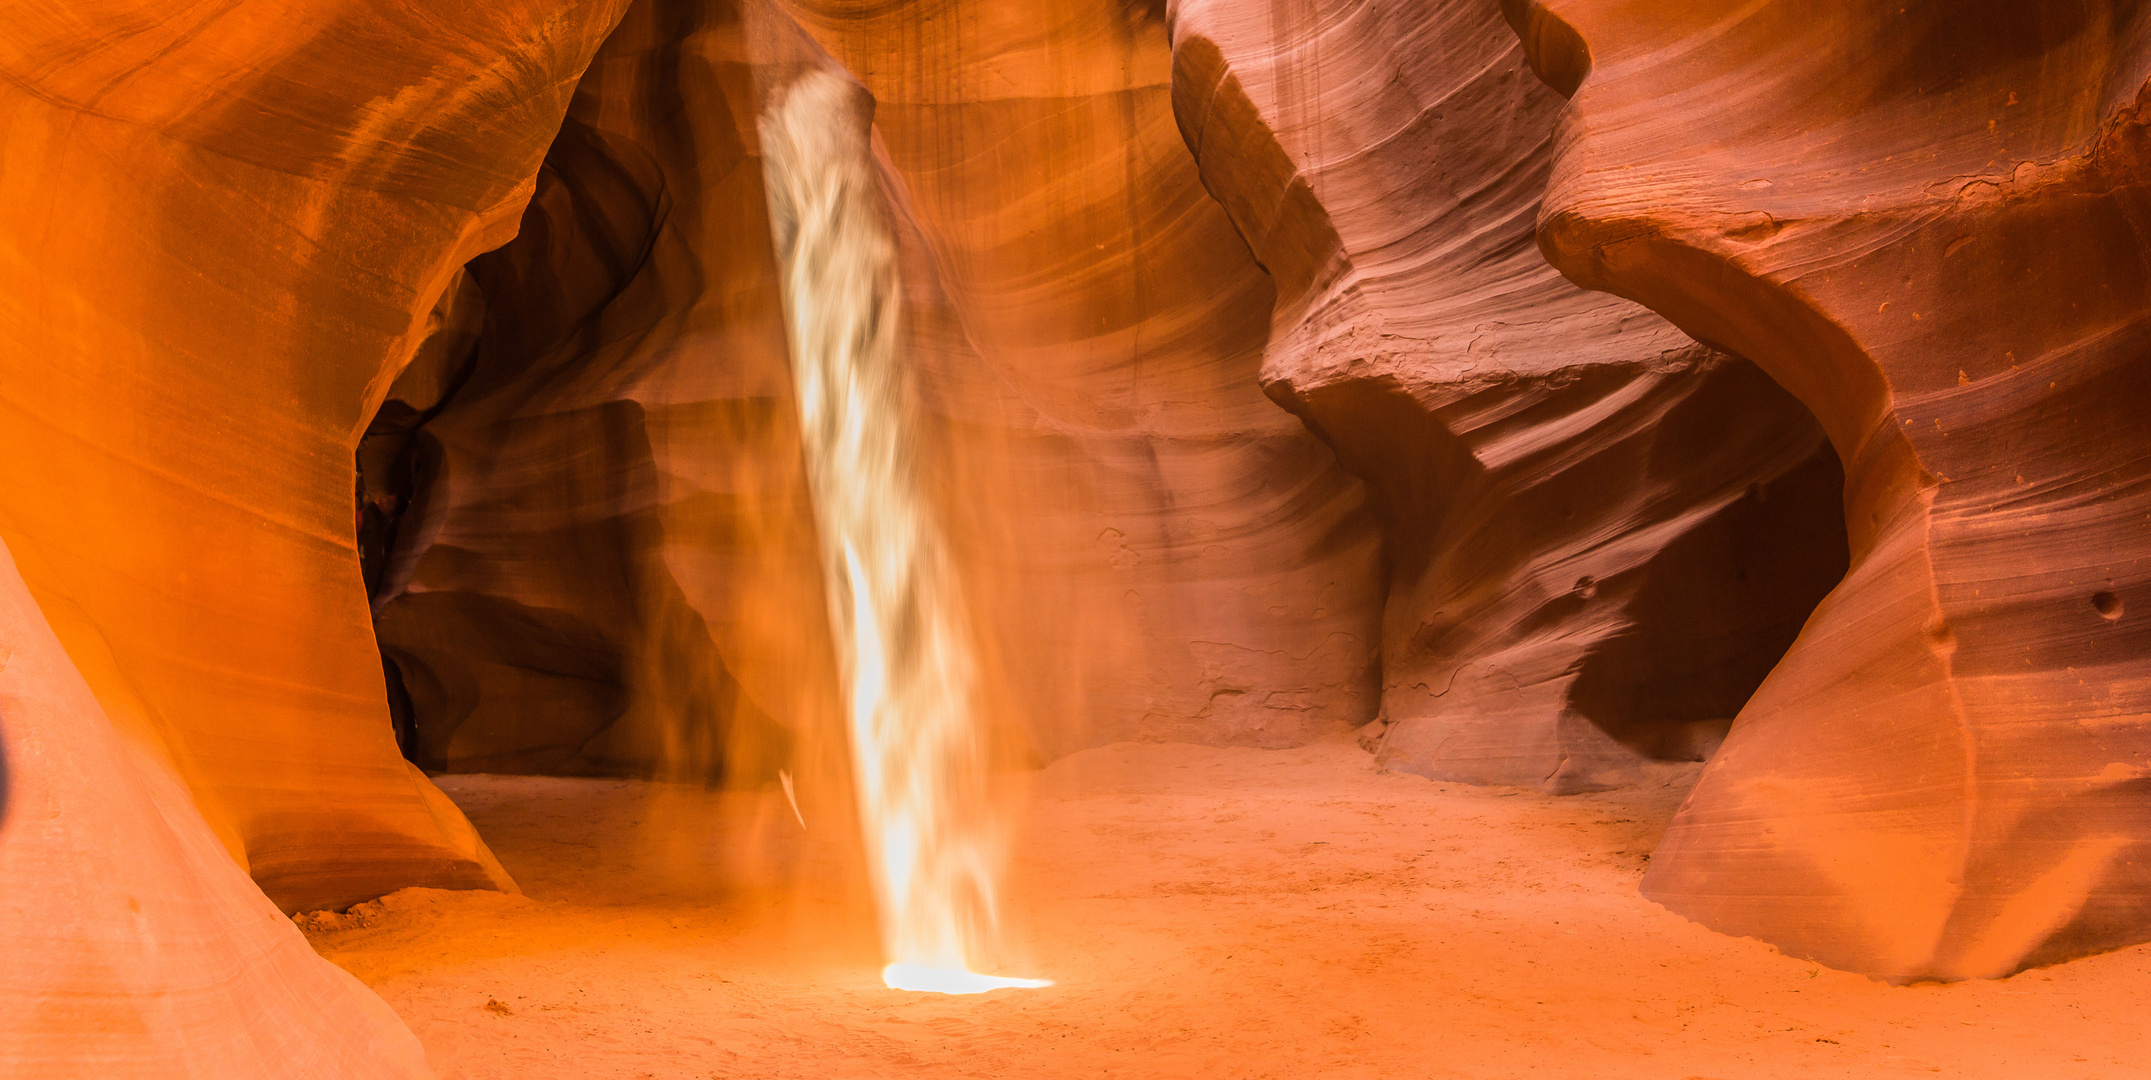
[[304, 741, 2151, 1079]]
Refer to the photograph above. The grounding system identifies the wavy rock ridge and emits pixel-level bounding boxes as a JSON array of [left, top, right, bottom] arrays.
[[0, 0, 635, 1072], [1165, 0, 1848, 791], [5, 5, 2150, 1071], [1528, 0, 2151, 979]]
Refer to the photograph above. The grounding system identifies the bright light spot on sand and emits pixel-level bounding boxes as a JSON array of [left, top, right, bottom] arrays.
[[764, 71, 1049, 997], [883, 964, 1055, 995]]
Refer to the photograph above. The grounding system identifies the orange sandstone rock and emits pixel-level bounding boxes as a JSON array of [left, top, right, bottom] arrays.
[[779, 0, 1386, 755], [1527, 0, 2151, 976], [368, 0, 835, 781], [1165, 0, 1848, 790], [381, 0, 1385, 766], [0, 538, 430, 1078], [0, 0, 631, 910]]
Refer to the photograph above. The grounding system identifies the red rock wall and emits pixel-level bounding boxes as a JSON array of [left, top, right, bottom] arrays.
[[1165, 0, 1849, 790], [1526, 0, 2151, 977], [0, 0, 642, 910]]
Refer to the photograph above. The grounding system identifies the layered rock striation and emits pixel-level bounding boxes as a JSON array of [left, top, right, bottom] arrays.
[[379, 0, 1387, 767], [1527, 0, 2151, 976], [0, 1, 650, 1068], [366, 0, 836, 782], [776, 0, 1386, 755], [1165, 0, 1849, 790], [0, 0, 646, 907], [0, 539, 430, 1078]]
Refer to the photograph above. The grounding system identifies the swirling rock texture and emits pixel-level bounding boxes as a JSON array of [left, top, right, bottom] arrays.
[[382, 0, 1386, 766], [0, 538, 429, 1078], [8, 9, 2148, 1079], [365, 0, 838, 782], [1163, 0, 1849, 791], [1526, 0, 2151, 977], [773, 0, 1385, 756], [0, 0, 633, 1072]]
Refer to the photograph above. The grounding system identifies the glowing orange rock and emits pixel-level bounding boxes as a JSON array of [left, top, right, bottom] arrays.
[[780, 0, 1386, 756], [1527, 0, 2151, 976], [1164, 0, 1848, 790], [0, 0, 631, 912], [0, 538, 430, 1078]]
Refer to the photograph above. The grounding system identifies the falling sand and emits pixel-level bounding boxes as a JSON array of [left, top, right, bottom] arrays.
[[302, 739, 2149, 1079], [759, 67, 1037, 995]]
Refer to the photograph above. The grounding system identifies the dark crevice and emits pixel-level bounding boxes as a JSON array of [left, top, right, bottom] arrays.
[[355, 0, 790, 783], [358, 275, 485, 764], [1565, 359, 1851, 762]]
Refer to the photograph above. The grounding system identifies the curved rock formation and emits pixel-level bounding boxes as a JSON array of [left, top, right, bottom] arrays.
[[0, 539, 429, 1078], [368, 0, 834, 782], [1527, 0, 2151, 976], [0, 0, 637, 912], [384, 0, 1385, 767], [1, 2, 646, 1072], [1164, 0, 1848, 790]]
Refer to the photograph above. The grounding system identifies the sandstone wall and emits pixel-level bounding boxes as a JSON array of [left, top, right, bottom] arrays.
[[381, 0, 1385, 767], [0, 539, 429, 1078], [1165, 0, 1849, 790], [1525, 0, 2151, 977], [0, 0, 642, 911], [0, 0, 649, 1069], [368, 0, 839, 783]]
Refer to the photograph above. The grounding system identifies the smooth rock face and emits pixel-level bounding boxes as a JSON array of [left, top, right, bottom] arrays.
[[778, 0, 1386, 755], [0, 1, 637, 912], [0, 538, 431, 1079], [1527, 0, 2151, 976], [1165, 0, 1849, 790]]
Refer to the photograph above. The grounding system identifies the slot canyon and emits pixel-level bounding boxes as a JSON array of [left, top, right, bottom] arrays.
[[3, 0, 2149, 1075]]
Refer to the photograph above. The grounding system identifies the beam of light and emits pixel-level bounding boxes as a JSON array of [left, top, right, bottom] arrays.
[[761, 70, 1048, 996], [882, 964, 1053, 995]]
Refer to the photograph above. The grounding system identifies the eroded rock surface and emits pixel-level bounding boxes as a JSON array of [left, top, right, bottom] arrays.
[[367, 0, 835, 782], [1165, 0, 1849, 790], [380, 0, 1385, 766], [0, 0, 639, 914], [0, 3, 658, 1070], [0, 537, 430, 1078], [1528, 0, 2151, 976], [778, 0, 1386, 755]]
